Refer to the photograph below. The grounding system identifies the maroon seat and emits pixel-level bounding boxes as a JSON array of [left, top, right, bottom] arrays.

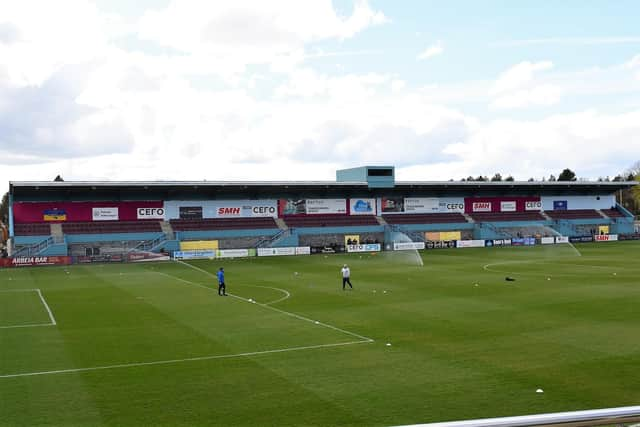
[[170, 218, 277, 231], [545, 209, 602, 220], [382, 213, 467, 225], [61, 221, 162, 234], [283, 215, 378, 228], [14, 223, 51, 236], [470, 212, 546, 222], [600, 209, 626, 218]]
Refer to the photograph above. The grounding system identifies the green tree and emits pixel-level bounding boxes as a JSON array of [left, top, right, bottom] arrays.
[[557, 168, 577, 181], [548, 174, 556, 182], [505, 175, 515, 181], [0, 192, 8, 225], [54, 175, 64, 182], [490, 173, 502, 182]]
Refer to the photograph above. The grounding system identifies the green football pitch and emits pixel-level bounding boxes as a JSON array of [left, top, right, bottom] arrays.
[[1, 241, 639, 426]]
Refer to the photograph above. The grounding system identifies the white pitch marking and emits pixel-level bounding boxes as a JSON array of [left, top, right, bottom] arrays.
[[0, 289, 56, 328], [0, 340, 370, 379], [168, 262, 374, 343], [0, 323, 55, 330], [36, 289, 57, 326]]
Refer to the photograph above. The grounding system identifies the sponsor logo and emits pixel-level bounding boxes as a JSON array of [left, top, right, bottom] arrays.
[[353, 200, 373, 213], [137, 207, 165, 219], [500, 201, 516, 212], [472, 202, 492, 212], [393, 242, 425, 251], [1, 256, 72, 268], [13, 257, 48, 265], [595, 234, 618, 242], [251, 206, 276, 215], [456, 240, 485, 248], [425, 241, 456, 249], [218, 207, 241, 216], [92, 207, 118, 221], [440, 202, 464, 211], [525, 201, 542, 211], [553, 200, 568, 210], [347, 244, 381, 253]]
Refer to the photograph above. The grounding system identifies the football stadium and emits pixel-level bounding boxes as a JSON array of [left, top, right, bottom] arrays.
[[1, 166, 640, 426]]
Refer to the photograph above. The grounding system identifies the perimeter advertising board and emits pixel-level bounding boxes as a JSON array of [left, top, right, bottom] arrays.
[[393, 242, 425, 250], [346, 243, 381, 253], [456, 240, 485, 248], [0, 256, 72, 268], [257, 247, 311, 257], [594, 234, 618, 242]]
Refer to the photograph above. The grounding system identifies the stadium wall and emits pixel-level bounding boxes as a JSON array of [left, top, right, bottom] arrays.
[[65, 232, 164, 243], [540, 195, 615, 210], [13, 201, 163, 223]]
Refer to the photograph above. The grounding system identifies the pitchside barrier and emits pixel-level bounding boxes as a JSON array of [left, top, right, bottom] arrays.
[[396, 405, 640, 427]]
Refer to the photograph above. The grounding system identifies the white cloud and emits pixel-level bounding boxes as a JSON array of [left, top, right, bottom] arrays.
[[491, 61, 553, 94], [417, 41, 443, 60], [137, 0, 387, 72], [490, 61, 561, 109]]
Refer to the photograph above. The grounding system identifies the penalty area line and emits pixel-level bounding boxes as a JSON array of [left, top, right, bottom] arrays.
[[0, 340, 371, 379]]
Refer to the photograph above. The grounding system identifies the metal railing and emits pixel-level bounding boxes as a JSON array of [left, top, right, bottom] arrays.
[[396, 405, 640, 427]]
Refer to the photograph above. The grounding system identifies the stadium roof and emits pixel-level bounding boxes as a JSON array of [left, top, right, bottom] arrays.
[[10, 179, 637, 195]]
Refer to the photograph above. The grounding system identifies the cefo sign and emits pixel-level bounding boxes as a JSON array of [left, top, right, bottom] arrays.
[[216, 203, 277, 218], [525, 201, 542, 211], [137, 207, 165, 219]]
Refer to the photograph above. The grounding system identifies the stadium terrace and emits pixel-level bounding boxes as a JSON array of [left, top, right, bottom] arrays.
[[4, 166, 637, 262]]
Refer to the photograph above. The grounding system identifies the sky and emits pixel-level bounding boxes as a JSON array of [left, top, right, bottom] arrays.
[[1, 0, 639, 192]]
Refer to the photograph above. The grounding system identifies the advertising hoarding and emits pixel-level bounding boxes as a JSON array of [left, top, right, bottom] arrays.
[[346, 243, 381, 253], [257, 247, 310, 256], [0, 256, 72, 268], [525, 200, 543, 211], [404, 198, 439, 213], [472, 202, 492, 212], [500, 201, 516, 212], [137, 207, 165, 220], [92, 207, 119, 221], [349, 199, 376, 215], [166, 200, 278, 219], [173, 250, 216, 260], [278, 199, 346, 216], [393, 242, 425, 250], [594, 234, 618, 242], [456, 240, 485, 248]]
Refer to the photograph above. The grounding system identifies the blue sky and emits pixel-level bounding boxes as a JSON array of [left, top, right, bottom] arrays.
[[0, 0, 639, 189]]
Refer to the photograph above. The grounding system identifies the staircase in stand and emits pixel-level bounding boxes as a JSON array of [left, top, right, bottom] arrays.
[[50, 223, 65, 243], [159, 221, 175, 239], [375, 215, 387, 226], [274, 218, 289, 230], [462, 213, 475, 223]]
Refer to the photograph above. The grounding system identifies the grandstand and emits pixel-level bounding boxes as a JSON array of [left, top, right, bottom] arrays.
[[5, 166, 637, 259]]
